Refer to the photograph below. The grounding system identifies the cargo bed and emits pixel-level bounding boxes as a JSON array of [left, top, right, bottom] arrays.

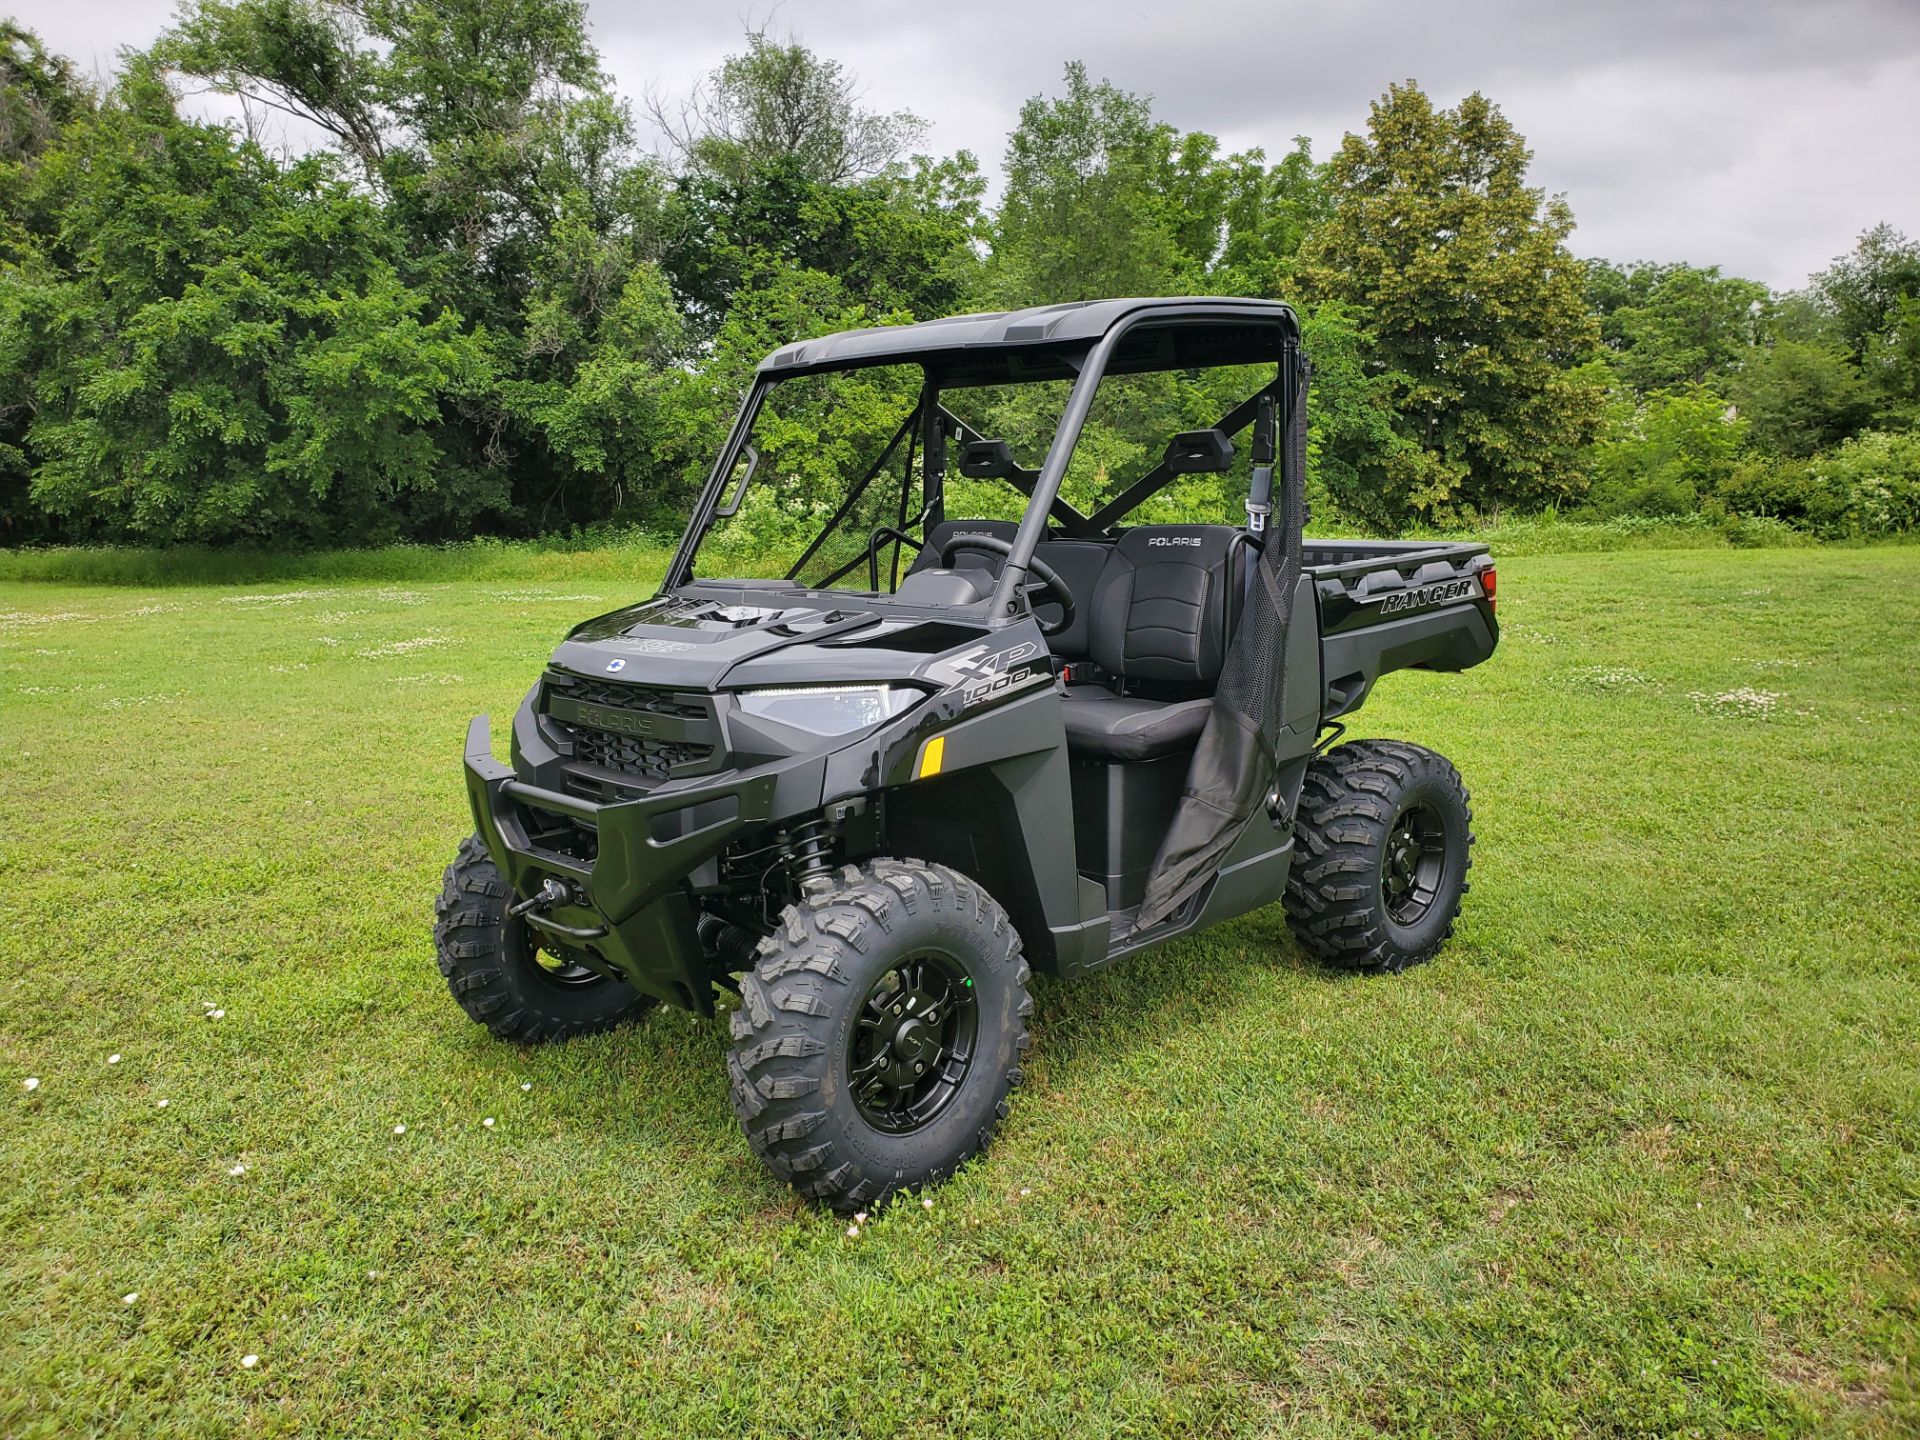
[[1303, 538, 1498, 719]]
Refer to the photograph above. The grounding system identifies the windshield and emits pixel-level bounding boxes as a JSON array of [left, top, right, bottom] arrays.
[[692, 362, 1066, 593], [684, 333, 1285, 595]]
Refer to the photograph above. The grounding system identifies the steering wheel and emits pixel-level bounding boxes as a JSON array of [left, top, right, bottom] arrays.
[[939, 534, 1075, 638]]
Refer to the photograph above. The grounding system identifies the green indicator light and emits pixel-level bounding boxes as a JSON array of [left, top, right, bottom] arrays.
[[963, 978, 974, 987]]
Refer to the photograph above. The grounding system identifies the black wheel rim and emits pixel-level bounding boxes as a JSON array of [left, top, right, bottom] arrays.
[[847, 950, 978, 1134], [508, 914, 608, 991], [1382, 802, 1448, 925]]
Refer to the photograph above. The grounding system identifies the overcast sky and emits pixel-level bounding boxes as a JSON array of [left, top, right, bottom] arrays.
[[29, 0, 1920, 290]]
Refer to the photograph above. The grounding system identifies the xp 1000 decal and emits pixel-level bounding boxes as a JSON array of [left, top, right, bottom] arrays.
[[926, 640, 1049, 709]]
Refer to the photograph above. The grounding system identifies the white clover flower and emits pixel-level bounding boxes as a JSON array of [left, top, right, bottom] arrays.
[[393, 1124, 406, 1135], [122, 1292, 139, 1305], [241, 1354, 259, 1369], [845, 1225, 860, 1238], [921, 1197, 934, 1210], [228, 1164, 247, 1177], [520, 1082, 532, 1092], [156, 1099, 169, 1109], [482, 1117, 495, 1129], [22, 1077, 38, 1091], [108, 1054, 122, 1065]]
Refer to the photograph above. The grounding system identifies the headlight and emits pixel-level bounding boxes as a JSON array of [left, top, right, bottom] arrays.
[[732, 684, 922, 736]]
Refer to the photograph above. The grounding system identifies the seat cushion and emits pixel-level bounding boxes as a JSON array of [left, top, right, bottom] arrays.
[[1060, 685, 1213, 762]]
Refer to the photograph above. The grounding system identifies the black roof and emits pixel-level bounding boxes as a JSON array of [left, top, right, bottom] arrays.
[[758, 296, 1299, 379]]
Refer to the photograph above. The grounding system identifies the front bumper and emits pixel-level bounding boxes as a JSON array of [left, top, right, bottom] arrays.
[[462, 714, 790, 1013]]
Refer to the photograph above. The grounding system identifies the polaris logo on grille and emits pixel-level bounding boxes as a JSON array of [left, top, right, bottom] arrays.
[[1380, 578, 1476, 614], [1146, 535, 1203, 547], [574, 703, 654, 737]]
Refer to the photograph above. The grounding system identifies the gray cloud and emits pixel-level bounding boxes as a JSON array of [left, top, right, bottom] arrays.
[[26, 0, 1920, 288]]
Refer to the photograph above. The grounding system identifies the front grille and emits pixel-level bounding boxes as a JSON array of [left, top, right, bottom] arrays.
[[563, 680, 707, 720], [543, 676, 719, 784], [572, 727, 713, 781]]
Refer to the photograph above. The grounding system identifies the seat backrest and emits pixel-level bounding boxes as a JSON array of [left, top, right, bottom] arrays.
[[1028, 538, 1113, 660], [904, 519, 1021, 578], [1087, 525, 1242, 691]]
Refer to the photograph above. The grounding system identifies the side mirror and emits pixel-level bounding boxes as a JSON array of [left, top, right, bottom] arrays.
[[713, 445, 760, 518], [1164, 429, 1235, 475]]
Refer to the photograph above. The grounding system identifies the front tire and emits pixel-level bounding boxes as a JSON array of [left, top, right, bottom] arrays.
[[727, 859, 1033, 1213], [433, 834, 656, 1042], [1284, 740, 1474, 974]]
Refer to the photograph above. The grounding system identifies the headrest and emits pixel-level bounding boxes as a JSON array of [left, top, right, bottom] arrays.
[[959, 439, 1018, 479], [1115, 525, 1239, 565], [1163, 429, 1235, 475], [907, 519, 1023, 576]]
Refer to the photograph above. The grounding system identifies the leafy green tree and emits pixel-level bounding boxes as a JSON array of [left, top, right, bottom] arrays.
[[662, 153, 983, 336], [652, 32, 981, 339], [1216, 137, 1330, 296], [1296, 83, 1602, 521], [987, 65, 1325, 307], [988, 63, 1192, 305], [1292, 302, 1423, 529], [156, 0, 682, 530], [1729, 340, 1872, 458], [1588, 385, 1746, 517], [1863, 295, 1920, 427], [1810, 223, 1920, 360], [8, 62, 491, 543], [0, 24, 99, 536], [648, 24, 923, 189], [0, 21, 89, 167], [1585, 259, 1767, 393]]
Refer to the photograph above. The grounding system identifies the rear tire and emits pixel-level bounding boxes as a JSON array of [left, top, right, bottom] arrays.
[[727, 859, 1033, 1214], [433, 834, 656, 1042], [1284, 740, 1474, 974]]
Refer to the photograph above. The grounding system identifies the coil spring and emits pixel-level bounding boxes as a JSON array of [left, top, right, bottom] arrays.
[[787, 816, 838, 895]]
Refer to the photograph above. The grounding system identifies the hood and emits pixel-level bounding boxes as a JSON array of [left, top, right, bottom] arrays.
[[548, 590, 892, 691]]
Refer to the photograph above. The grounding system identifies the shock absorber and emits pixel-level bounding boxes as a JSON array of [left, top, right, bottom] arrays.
[[785, 815, 839, 898]]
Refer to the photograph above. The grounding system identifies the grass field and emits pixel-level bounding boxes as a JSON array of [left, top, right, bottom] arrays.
[[3, 545, 1917, 1437]]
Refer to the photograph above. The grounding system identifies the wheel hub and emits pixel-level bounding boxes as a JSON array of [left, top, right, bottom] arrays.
[[1382, 803, 1447, 925], [847, 952, 977, 1134]]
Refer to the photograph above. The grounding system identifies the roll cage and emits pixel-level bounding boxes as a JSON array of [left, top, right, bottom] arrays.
[[663, 298, 1307, 620]]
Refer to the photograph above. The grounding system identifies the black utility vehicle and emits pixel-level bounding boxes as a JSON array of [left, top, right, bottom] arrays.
[[436, 298, 1498, 1211]]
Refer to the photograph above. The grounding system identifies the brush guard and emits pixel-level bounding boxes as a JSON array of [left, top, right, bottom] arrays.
[[462, 715, 782, 1013]]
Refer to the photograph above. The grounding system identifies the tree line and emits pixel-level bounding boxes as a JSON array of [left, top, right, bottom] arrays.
[[1, 7, 1916, 548]]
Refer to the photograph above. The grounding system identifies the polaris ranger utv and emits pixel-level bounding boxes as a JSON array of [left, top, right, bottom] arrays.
[[436, 297, 1497, 1212]]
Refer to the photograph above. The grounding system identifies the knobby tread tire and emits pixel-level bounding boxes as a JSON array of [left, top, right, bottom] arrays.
[[432, 834, 655, 1043], [1283, 739, 1474, 975], [726, 858, 1033, 1214]]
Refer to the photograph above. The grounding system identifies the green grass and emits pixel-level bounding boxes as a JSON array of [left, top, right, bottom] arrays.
[[0, 509, 1844, 588], [2, 547, 1917, 1437]]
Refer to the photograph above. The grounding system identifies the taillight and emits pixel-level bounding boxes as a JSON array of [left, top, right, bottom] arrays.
[[1481, 566, 1497, 612]]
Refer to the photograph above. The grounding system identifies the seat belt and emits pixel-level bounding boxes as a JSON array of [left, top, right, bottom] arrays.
[[1242, 393, 1277, 606]]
